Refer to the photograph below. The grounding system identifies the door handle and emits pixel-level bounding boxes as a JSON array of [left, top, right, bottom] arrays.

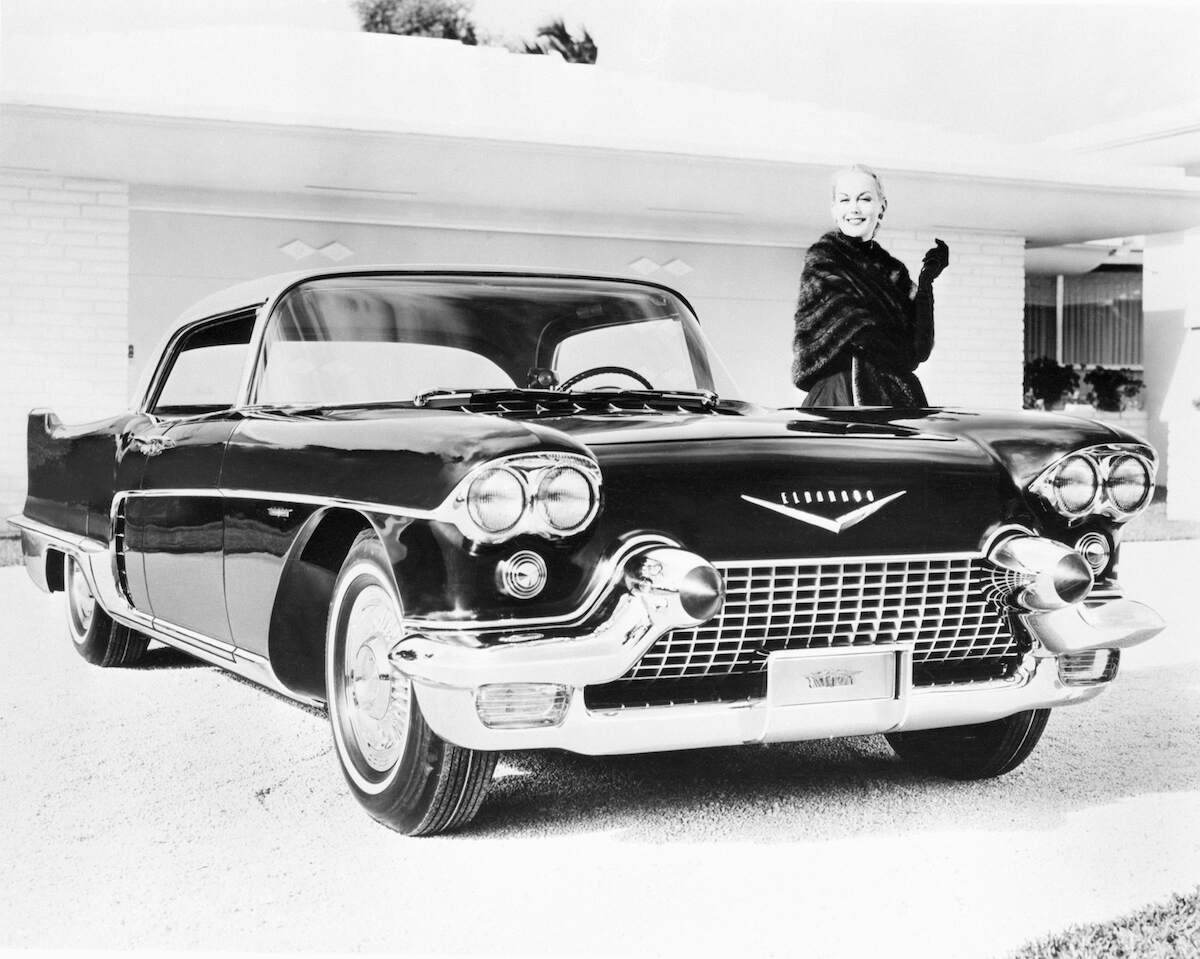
[[130, 435, 176, 457]]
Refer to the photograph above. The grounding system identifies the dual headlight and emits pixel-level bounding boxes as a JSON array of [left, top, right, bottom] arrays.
[[452, 453, 601, 543], [1030, 444, 1155, 520]]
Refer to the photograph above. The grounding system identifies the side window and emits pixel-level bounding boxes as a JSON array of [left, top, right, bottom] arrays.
[[150, 310, 256, 416]]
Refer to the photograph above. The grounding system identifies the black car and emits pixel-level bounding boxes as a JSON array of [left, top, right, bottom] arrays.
[[12, 268, 1164, 835]]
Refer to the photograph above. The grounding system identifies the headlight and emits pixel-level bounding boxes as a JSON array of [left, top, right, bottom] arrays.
[[1029, 444, 1156, 522], [1105, 455, 1152, 513], [534, 466, 595, 532], [449, 453, 602, 543], [467, 467, 525, 533], [1050, 455, 1099, 516]]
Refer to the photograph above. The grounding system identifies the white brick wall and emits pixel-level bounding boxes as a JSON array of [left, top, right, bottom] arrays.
[[882, 229, 1026, 410], [0, 172, 130, 522]]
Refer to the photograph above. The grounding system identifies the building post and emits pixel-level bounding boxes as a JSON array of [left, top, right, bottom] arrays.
[[1144, 229, 1200, 520]]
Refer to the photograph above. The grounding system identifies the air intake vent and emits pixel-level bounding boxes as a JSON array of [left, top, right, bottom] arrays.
[[112, 500, 134, 606]]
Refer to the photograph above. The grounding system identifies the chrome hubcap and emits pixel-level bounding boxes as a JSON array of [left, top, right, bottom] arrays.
[[67, 559, 95, 640], [343, 583, 410, 772]]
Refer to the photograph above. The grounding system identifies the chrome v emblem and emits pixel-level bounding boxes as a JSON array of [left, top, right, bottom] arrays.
[[740, 490, 907, 534]]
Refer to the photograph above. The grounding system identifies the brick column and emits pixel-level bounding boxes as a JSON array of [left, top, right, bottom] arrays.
[[886, 229, 1026, 409], [0, 171, 130, 522]]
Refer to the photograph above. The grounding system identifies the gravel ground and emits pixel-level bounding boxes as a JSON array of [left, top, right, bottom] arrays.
[[0, 541, 1196, 958]]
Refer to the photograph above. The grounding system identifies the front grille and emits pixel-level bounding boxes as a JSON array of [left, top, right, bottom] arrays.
[[584, 555, 1028, 710]]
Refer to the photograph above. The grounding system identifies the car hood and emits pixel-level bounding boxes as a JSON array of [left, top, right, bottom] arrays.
[[547, 405, 1132, 560], [228, 403, 1132, 558]]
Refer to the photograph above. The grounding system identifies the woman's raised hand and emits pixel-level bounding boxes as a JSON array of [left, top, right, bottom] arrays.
[[920, 238, 949, 283]]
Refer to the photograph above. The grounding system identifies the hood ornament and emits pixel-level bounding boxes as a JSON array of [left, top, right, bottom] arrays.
[[740, 489, 906, 534]]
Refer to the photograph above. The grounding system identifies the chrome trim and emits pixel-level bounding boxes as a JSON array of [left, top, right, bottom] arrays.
[[739, 490, 906, 534], [117, 487, 438, 520], [615, 553, 1026, 689], [987, 535, 1094, 610], [496, 550, 548, 600], [1022, 598, 1166, 655], [11, 512, 323, 709], [1029, 443, 1157, 523], [119, 461, 601, 546], [448, 452, 602, 545], [410, 652, 1107, 755], [408, 534, 678, 631], [79, 491, 677, 634], [411, 547, 999, 634], [977, 524, 1040, 567], [136, 304, 264, 415], [391, 546, 721, 688], [1058, 649, 1120, 686], [1073, 531, 1112, 574]]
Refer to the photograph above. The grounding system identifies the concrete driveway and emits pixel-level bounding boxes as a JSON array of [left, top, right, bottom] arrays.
[[1, 540, 1197, 958]]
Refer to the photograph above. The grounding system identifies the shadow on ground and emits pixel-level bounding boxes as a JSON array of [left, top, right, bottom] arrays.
[[463, 664, 1200, 843]]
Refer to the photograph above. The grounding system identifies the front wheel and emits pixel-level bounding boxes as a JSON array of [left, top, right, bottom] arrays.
[[884, 709, 1050, 780], [65, 556, 148, 667], [326, 533, 497, 835]]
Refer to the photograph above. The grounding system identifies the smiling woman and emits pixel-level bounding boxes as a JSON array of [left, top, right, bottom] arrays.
[[791, 164, 949, 407]]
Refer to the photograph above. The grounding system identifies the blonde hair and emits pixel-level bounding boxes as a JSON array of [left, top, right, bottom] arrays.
[[831, 164, 887, 203]]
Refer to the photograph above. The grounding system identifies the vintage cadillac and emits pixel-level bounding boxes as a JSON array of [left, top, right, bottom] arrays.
[[12, 268, 1165, 835]]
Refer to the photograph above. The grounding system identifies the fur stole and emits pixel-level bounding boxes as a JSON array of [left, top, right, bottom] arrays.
[[791, 230, 933, 405]]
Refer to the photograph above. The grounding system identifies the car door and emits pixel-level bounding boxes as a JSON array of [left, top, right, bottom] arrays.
[[121, 309, 257, 646]]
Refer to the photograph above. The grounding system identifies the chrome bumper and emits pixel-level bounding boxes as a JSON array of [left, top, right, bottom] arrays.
[[395, 549, 1167, 756], [412, 661, 1109, 754]]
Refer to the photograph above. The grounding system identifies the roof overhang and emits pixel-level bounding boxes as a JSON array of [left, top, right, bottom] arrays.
[[4, 27, 1200, 247]]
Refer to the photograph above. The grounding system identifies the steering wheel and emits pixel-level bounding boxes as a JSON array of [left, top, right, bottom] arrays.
[[558, 366, 654, 391]]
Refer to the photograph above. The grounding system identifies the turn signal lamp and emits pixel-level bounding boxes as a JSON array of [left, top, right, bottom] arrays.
[[1073, 531, 1112, 575], [496, 550, 548, 599], [475, 683, 570, 728], [1058, 649, 1119, 686]]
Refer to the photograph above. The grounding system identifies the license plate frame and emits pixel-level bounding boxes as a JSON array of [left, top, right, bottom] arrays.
[[766, 647, 903, 708]]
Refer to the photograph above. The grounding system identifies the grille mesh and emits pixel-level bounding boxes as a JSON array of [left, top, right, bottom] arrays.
[[586, 555, 1028, 709]]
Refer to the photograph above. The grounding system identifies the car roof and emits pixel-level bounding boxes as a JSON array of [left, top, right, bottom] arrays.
[[173, 266, 685, 330]]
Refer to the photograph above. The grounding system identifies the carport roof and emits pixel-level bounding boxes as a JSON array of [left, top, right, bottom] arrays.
[[3, 26, 1200, 247]]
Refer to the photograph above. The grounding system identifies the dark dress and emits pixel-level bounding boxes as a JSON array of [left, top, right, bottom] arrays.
[[791, 229, 934, 407]]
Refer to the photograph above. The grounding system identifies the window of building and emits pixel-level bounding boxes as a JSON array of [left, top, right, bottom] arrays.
[[1024, 267, 1143, 368]]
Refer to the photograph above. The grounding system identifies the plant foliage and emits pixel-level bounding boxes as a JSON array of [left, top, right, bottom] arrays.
[[521, 18, 598, 63], [1083, 366, 1144, 413], [354, 0, 478, 44], [1023, 357, 1080, 410]]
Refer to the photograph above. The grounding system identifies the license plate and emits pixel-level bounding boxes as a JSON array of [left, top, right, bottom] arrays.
[[767, 648, 899, 707]]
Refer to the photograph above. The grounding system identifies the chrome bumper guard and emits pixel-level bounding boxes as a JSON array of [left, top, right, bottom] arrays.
[[1022, 599, 1165, 655]]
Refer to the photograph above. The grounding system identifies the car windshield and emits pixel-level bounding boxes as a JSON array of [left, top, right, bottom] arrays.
[[252, 275, 738, 407]]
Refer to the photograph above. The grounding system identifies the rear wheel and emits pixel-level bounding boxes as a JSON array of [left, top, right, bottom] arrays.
[[326, 533, 497, 835], [65, 556, 148, 667], [884, 709, 1050, 780]]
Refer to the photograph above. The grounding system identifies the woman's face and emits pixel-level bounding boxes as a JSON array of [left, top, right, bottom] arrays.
[[831, 172, 885, 241]]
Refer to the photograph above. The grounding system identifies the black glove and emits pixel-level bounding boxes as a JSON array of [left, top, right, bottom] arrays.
[[919, 238, 949, 284]]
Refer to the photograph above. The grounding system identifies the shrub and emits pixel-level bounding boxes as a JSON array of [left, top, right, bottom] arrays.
[[1023, 357, 1080, 410], [1083, 366, 1144, 413]]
